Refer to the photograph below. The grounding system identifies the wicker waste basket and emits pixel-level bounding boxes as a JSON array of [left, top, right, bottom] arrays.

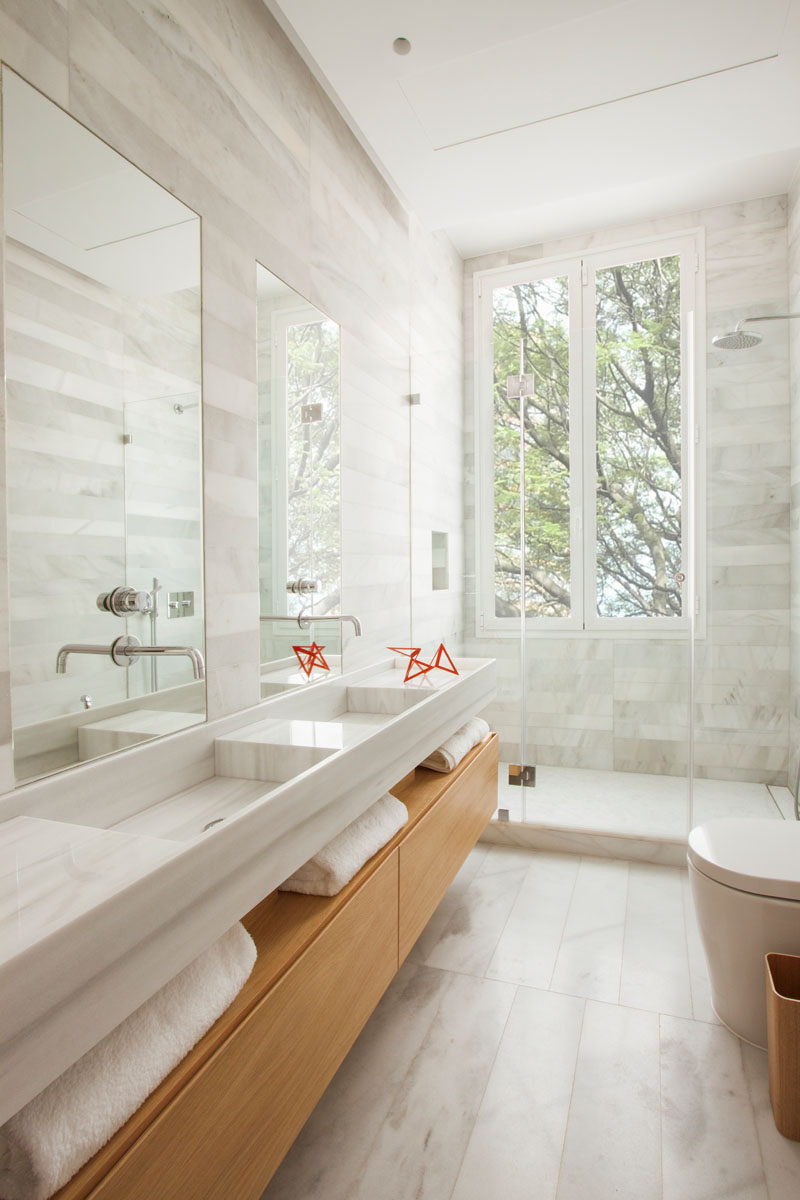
[[766, 953, 800, 1141]]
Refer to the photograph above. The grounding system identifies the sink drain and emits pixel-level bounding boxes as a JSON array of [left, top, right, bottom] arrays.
[[202, 817, 225, 832]]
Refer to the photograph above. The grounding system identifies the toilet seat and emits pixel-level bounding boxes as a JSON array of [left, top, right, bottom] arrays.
[[688, 819, 800, 902]]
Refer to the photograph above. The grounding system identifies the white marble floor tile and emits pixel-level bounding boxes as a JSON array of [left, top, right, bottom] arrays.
[[680, 872, 720, 1025], [351, 972, 516, 1200], [741, 1041, 800, 1200], [556, 1000, 662, 1200], [451, 986, 585, 1200], [550, 857, 629, 1002], [475, 843, 540, 876], [405, 846, 490, 965], [619, 864, 693, 1018], [417, 863, 527, 977], [660, 1015, 768, 1200], [486, 851, 580, 988], [262, 961, 453, 1200]]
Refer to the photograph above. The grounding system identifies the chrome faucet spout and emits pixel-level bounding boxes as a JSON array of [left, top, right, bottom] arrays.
[[127, 644, 206, 680], [260, 613, 362, 636], [56, 636, 205, 680], [56, 644, 110, 673]]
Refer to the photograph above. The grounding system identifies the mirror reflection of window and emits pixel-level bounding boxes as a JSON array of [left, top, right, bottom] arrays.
[[280, 312, 341, 617], [256, 265, 342, 695], [2, 68, 204, 782]]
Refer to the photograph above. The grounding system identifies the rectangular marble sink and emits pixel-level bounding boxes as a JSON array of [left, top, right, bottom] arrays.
[[112, 777, 279, 842], [78, 710, 205, 761], [345, 667, 453, 715], [215, 713, 389, 782]]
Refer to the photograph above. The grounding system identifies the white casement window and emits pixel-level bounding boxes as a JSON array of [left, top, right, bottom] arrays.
[[474, 232, 705, 635]]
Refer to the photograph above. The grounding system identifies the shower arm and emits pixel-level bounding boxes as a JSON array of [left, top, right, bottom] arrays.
[[736, 313, 800, 331]]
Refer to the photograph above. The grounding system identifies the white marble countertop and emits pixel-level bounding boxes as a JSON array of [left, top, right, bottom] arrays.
[[0, 817, 183, 955], [0, 656, 496, 1124]]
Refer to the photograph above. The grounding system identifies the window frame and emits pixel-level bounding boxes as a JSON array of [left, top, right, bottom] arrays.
[[474, 229, 706, 638]]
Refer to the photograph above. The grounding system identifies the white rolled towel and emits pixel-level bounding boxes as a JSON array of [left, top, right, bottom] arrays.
[[0, 923, 257, 1200], [420, 716, 491, 773], [279, 793, 408, 897]]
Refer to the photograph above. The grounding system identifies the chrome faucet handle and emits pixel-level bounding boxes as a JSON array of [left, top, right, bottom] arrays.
[[285, 579, 319, 595], [97, 586, 153, 616]]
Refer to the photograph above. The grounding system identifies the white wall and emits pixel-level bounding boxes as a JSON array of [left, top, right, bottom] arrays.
[[0, 0, 465, 795]]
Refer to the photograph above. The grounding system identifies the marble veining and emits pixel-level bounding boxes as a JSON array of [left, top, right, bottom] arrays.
[[77, 709, 205, 760], [112, 776, 277, 842], [0, 656, 495, 1125], [263, 845, 800, 1200], [0, 815, 180, 954]]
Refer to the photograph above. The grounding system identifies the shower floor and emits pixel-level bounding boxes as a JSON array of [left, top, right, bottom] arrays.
[[495, 762, 793, 843]]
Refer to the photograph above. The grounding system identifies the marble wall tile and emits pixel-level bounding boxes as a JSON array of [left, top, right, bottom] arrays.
[[0, 0, 467, 777], [0, 2, 68, 104]]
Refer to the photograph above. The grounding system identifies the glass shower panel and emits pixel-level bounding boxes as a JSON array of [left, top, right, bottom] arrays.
[[491, 274, 571, 821], [491, 276, 572, 621], [594, 256, 684, 620], [122, 391, 204, 698]]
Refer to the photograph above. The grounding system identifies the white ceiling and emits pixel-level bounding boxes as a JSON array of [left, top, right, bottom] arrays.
[[3, 70, 199, 297], [268, 0, 800, 256]]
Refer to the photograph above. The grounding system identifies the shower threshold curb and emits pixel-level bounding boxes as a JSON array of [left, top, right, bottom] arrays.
[[480, 818, 687, 868]]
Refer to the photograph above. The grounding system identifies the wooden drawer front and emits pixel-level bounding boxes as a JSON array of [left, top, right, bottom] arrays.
[[398, 736, 498, 963], [88, 851, 399, 1200]]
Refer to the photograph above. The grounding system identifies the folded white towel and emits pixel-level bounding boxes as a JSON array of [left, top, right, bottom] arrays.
[[0, 923, 257, 1200], [279, 793, 408, 897], [420, 716, 491, 773]]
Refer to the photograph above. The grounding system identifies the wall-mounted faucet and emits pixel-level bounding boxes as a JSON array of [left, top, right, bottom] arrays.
[[56, 635, 205, 680], [260, 613, 362, 636]]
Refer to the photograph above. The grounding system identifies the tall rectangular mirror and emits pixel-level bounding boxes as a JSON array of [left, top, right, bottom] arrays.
[[257, 263, 343, 694], [2, 68, 205, 782]]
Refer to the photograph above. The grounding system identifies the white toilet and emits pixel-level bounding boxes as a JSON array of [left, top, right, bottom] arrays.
[[688, 818, 800, 1048]]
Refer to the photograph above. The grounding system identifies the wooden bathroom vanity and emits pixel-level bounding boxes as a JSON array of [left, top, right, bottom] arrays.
[[53, 733, 498, 1200]]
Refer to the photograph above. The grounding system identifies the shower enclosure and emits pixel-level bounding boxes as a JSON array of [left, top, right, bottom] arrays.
[[469, 197, 797, 848]]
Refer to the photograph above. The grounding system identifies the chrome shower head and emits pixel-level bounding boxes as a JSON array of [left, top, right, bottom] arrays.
[[712, 329, 763, 350], [712, 312, 800, 351]]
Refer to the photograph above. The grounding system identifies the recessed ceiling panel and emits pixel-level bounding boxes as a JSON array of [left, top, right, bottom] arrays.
[[400, 0, 790, 148]]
